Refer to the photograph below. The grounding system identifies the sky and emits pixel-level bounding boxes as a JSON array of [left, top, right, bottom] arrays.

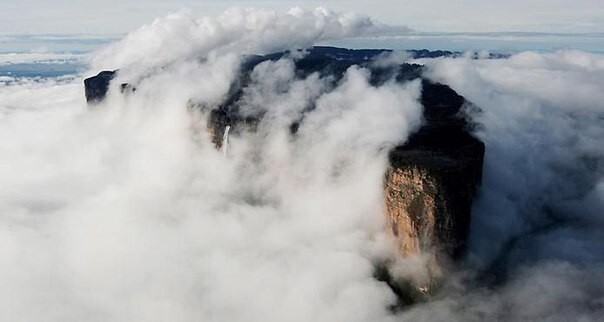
[[1, 0, 604, 35]]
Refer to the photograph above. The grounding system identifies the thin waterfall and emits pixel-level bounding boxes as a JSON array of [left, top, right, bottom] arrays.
[[222, 125, 231, 156]]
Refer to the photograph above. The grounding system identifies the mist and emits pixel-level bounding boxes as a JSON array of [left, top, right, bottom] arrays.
[[1, 7, 604, 322]]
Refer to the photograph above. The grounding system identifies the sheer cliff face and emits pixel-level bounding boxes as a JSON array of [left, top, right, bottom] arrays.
[[384, 82, 485, 280], [385, 135, 484, 277], [385, 166, 435, 258]]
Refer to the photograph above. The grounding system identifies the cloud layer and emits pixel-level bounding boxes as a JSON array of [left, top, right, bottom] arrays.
[[409, 49, 604, 321], [1, 7, 604, 322], [91, 7, 403, 73], [1, 9, 421, 321]]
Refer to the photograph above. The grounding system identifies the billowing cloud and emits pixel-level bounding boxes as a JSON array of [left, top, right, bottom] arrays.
[[1, 8, 421, 321], [408, 50, 604, 321], [91, 7, 406, 72], [1, 7, 604, 322]]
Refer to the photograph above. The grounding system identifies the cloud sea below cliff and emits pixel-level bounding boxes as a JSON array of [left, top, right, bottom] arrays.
[[1, 7, 603, 322]]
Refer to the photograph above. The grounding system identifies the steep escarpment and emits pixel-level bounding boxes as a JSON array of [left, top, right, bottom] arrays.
[[84, 46, 485, 289], [385, 82, 484, 283]]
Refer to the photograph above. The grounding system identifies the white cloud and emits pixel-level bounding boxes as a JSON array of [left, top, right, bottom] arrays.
[[1, 7, 604, 322], [0, 52, 83, 65], [406, 49, 604, 320], [90, 7, 400, 73], [0, 10, 422, 320]]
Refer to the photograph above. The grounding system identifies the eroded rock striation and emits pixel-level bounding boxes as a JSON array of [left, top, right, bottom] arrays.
[[84, 46, 485, 286]]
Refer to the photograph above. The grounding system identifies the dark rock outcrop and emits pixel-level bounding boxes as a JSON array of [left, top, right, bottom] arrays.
[[83, 47, 485, 289], [84, 70, 115, 103]]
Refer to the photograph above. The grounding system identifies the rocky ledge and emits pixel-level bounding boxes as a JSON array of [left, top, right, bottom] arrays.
[[84, 46, 485, 295]]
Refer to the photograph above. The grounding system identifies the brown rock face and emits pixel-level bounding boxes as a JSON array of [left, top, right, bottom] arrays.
[[385, 141, 484, 272], [384, 81, 485, 281]]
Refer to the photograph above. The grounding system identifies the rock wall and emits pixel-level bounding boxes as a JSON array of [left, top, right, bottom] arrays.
[[386, 131, 484, 277], [84, 70, 115, 103], [384, 82, 485, 280]]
